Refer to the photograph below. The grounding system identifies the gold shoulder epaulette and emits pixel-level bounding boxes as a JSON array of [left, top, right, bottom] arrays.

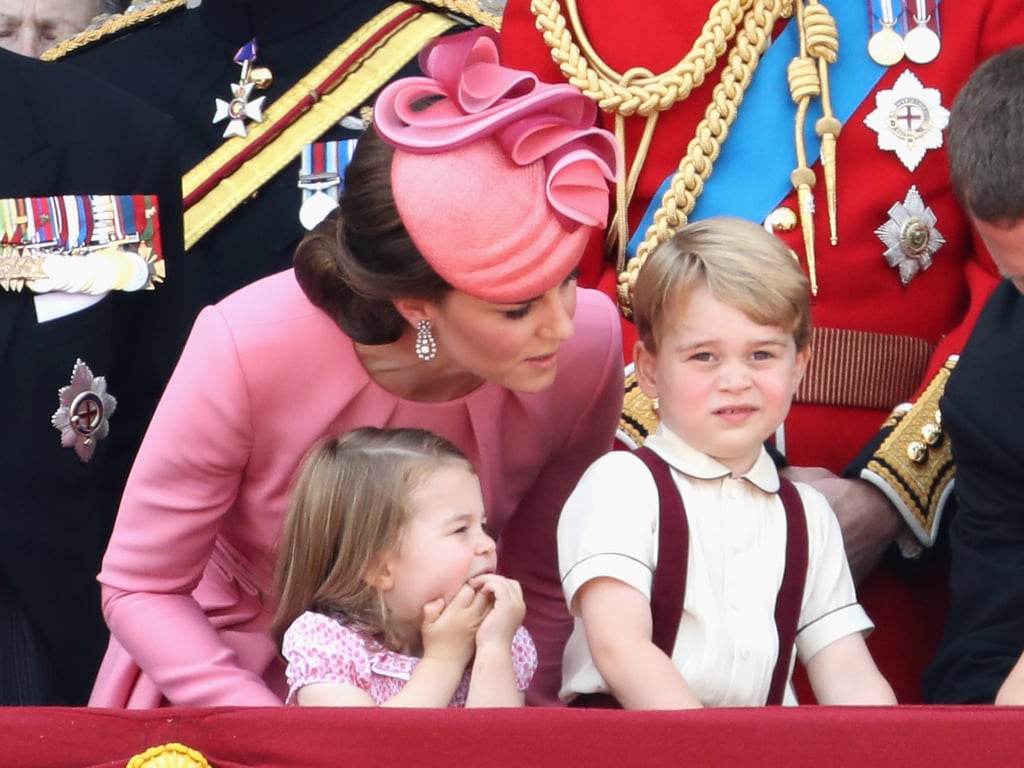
[[41, 0, 186, 61], [422, 0, 501, 30], [861, 355, 958, 548], [618, 363, 659, 448]]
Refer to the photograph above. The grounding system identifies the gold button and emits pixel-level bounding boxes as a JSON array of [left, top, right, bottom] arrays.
[[907, 441, 928, 463], [921, 423, 942, 446], [765, 207, 798, 233]]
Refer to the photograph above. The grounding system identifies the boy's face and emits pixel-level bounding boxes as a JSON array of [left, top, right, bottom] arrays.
[[972, 217, 1024, 295], [635, 285, 808, 476]]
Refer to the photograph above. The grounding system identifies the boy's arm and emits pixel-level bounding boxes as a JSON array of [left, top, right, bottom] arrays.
[[578, 577, 702, 709], [995, 650, 1024, 705], [804, 633, 897, 705]]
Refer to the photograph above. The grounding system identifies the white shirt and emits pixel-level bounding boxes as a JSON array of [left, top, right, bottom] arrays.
[[558, 425, 871, 706]]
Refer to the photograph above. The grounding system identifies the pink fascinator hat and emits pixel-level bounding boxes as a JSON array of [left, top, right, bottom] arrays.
[[373, 28, 622, 304]]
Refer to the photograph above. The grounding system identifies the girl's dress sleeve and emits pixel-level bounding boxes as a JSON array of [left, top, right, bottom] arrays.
[[283, 613, 371, 703], [512, 625, 539, 693]]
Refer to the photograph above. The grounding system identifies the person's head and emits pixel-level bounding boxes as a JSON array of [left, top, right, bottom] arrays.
[[0, 0, 103, 57], [632, 217, 811, 475], [293, 28, 620, 393], [948, 46, 1024, 293], [272, 427, 495, 651]]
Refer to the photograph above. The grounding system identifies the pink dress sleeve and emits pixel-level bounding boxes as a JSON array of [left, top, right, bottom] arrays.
[[512, 625, 539, 693], [98, 304, 280, 706], [283, 612, 371, 704]]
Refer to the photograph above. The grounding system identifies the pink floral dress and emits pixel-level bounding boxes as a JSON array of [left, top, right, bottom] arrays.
[[283, 611, 537, 705]]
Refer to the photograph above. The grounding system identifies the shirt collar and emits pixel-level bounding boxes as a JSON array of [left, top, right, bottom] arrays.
[[644, 424, 781, 494]]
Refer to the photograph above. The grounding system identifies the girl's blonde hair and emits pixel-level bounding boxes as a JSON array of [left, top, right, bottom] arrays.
[[633, 216, 812, 354], [271, 427, 475, 650]]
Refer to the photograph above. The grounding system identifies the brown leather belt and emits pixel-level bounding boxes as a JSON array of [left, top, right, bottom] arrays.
[[795, 327, 935, 411]]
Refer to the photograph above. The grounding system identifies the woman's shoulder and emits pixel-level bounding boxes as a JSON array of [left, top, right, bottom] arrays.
[[194, 270, 353, 368], [572, 288, 621, 343], [211, 269, 330, 330], [551, 287, 622, 378]]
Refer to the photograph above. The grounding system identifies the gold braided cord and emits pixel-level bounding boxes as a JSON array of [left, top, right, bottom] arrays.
[[787, 0, 819, 295], [41, 0, 186, 61], [617, 0, 793, 316], [534, 0, 753, 117], [805, 1, 841, 244], [534, 0, 791, 271]]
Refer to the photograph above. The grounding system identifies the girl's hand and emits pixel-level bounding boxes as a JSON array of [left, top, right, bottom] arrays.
[[468, 574, 525, 649], [420, 582, 489, 667]]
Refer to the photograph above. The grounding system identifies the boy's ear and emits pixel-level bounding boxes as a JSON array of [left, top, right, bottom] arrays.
[[634, 340, 659, 399], [793, 346, 811, 388]]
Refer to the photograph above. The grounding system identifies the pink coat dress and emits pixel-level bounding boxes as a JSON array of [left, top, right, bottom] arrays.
[[89, 269, 623, 708]]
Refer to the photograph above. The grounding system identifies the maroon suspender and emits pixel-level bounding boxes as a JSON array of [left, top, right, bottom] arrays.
[[634, 446, 689, 657], [767, 476, 809, 705], [624, 449, 807, 707]]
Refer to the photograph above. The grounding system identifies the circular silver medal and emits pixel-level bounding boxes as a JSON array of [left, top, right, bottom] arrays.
[[868, 26, 905, 67], [904, 24, 941, 64]]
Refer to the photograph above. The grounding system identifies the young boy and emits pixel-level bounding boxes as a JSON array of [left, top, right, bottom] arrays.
[[557, 217, 896, 708]]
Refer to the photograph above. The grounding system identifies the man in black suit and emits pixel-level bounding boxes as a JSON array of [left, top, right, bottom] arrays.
[[0, 47, 184, 705], [47, 0, 498, 324], [922, 46, 1024, 705]]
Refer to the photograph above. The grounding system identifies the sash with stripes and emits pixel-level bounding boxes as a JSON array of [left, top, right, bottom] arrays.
[[182, 3, 459, 249]]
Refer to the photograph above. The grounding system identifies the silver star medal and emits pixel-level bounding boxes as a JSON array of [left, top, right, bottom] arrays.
[[51, 359, 117, 462], [213, 39, 267, 139], [213, 81, 266, 139], [876, 185, 946, 285], [864, 70, 949, 171]]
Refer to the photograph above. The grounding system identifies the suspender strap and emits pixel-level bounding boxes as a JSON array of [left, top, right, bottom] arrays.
[[766, 476, 809, 706], [182, 3, 458, 248], [633, 446, 688, 656]]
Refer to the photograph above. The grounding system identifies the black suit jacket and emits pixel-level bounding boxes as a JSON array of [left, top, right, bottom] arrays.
[[57, 0, 469, 322], [0, 48, 185, 704], [923, 280, 1024, 703]]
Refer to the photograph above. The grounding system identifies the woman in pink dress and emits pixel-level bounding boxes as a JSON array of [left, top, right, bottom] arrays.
[[89, 28, 623, 708]]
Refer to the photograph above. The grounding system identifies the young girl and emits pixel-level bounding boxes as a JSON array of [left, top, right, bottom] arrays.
[[273, 427, 537, 707]]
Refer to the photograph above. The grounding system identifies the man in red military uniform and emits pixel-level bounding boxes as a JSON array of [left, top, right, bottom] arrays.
[[501, 0, 1024, 702]]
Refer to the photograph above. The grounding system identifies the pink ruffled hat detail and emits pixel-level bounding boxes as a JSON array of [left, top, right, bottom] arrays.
[[373, 28, 622, 304]]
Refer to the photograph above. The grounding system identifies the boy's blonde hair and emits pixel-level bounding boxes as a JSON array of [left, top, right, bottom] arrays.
[[271, 427, 475, 651], [633, 216, 812, 353]]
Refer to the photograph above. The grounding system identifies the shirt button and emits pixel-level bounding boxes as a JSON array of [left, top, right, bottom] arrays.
[[740, 648, 751, 660]]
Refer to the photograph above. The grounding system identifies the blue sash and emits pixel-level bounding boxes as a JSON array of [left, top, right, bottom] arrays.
[[625, 1, 887, 260]]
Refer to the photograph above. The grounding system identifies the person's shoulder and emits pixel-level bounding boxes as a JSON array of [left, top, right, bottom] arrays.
[[214, 269, 325, 328], [41, 0, 188, 61], [575, 448, 657, 494], [43, 0, 500, 63], [564, 287, 622, 357], [284, 612, 370, 659]]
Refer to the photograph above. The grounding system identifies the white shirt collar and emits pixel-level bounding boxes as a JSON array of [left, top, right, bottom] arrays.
[[643, 424, 781, 494]]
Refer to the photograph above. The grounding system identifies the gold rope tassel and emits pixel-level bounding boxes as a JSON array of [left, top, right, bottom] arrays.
[[534, 0, 755, 273], [617, 0, 795, 316], [804, 1, 840, 245], [787, 0, 821, 295]]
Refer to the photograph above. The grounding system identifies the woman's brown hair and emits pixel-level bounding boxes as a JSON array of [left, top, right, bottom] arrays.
[[292, 126, 453, 344]]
